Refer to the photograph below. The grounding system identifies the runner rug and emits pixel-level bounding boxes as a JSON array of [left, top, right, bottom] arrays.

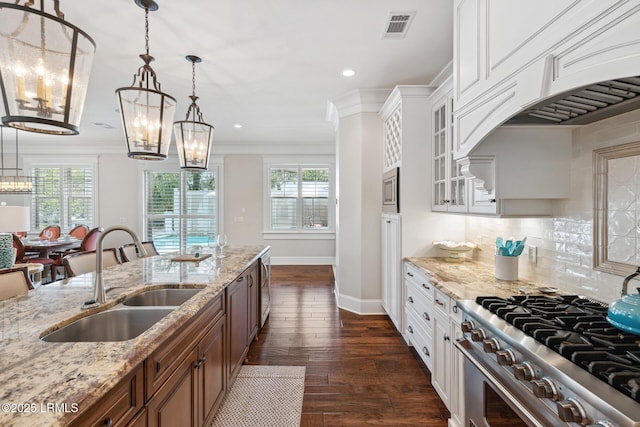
[[210, 365, 305, 427]]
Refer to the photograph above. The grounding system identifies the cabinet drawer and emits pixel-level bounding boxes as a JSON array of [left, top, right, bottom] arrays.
[[404, 263, 435, 301], [147, 293, 224, 397], [433, 288, 451, 318], [70, 364, 144, 427], [405, 308, 433, 369], [405, 282, 434, 334]]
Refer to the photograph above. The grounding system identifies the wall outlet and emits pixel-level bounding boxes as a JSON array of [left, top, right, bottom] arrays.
[[528, 245, 538, 264]]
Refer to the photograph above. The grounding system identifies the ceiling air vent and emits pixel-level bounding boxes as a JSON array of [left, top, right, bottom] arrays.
[[383, 12, 415, 39]]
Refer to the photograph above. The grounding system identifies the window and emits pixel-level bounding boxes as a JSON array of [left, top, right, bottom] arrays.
[[264, 159, 334, 235], [30, 164, 96, 233], [144, 169, 218, 254]]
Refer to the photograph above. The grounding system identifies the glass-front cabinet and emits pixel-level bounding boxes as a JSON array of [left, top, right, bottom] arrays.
[[432, 87, 466, 213]]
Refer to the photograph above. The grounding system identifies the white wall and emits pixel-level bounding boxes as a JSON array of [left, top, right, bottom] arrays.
[[12, 143, 335, 263], [464, 109, 640, 304]]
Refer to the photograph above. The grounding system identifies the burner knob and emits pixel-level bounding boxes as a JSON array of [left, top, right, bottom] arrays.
[[482, 338, 501, 353], [496, 349, 516, 366], [513, 362, 536, 381], [461, 320, 475, 333], [556, 399, 587, 424], [470, 329, 487, 342], [531, 377, 559, 401]]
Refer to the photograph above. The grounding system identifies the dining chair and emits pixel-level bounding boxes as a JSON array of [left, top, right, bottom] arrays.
[[39, 225, 61, 240], [119, 241, 159, 262], [0, 266, 33, 300], [11, 234, 55, 283], [51, 227, 103, 281], [62, 248, 120, 278], [68, 224, 90, 240]]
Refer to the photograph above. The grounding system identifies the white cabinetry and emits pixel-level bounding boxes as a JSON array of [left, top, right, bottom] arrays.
[[382, 213, 402, 331], [432, 78, 467, 213], [403, 261, 464, 425], [453, 0, 640, 158]]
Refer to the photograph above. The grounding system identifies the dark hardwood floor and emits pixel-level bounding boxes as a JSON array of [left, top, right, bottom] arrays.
[[246, 265, 450, 426]]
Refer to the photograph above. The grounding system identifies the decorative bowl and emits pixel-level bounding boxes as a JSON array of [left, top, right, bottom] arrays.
[[433, 241, 477, 263]]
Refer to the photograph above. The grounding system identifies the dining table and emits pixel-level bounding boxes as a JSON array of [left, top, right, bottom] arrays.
[[23, 238, 82, 258]]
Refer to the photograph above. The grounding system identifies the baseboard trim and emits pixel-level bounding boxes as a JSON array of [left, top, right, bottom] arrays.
[[336, 293, 386, 315], [271, 256, 336, 265]]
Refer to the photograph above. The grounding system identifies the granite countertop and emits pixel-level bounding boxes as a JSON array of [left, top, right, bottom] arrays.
[[0, 245, 269, 427], [405, 257, 549, 300]]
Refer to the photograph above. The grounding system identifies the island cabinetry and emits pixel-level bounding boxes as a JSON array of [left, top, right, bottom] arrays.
[[146, 292, 226, 427], [70, 364, 144, 427], [227, 263, 259, 383]]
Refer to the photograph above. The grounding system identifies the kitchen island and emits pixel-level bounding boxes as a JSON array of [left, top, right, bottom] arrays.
[[0, 245, 268, 426]]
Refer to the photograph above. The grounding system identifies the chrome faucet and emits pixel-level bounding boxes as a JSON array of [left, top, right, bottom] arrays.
[[84, 225, 147, 308], [620, 266, 640, 296]]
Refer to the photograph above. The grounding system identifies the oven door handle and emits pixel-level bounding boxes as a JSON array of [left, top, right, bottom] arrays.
[[454, 339, 547, 427]]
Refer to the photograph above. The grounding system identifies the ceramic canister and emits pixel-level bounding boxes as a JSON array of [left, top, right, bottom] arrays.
[[0, 232, 14, 269], [495, 254, 518, 281]]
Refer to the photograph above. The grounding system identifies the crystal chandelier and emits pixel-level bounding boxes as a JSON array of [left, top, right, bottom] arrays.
[[173, 55, 214, 170], [0, 1, 96, 135], [0, 126, 33, 193], [116, 0, 176, 160]]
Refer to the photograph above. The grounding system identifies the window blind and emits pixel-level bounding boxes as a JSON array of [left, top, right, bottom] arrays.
[[31, 166, 94, 233], [144, 170, 217, 254]]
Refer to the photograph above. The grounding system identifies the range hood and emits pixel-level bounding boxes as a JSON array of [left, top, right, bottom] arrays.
[[504, 76, 640, 125]]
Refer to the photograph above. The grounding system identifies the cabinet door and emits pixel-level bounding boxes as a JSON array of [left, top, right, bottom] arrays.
[[197, 316, 227, 427], [227, 273, 249, 382], [147, 351, 197, 427], [381, 214, 401, 332], [248, 264, 260, 342], [432, 93, 466, 213], [432, 312, 452, 410]]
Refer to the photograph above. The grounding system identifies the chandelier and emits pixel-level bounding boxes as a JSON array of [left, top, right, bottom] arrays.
[[0, 126, 33, 193], [0, 1, 96, 135], [173, 55, 214, 170], [116, 0, 176, 161]]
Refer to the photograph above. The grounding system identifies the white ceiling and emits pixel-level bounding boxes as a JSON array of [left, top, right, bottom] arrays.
[[15, 0, 453, 150]]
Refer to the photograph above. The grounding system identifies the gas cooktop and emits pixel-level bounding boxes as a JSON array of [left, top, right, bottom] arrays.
[[476, 295, 640, 403]]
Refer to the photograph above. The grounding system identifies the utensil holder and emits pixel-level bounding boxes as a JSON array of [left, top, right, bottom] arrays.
[[495, 255, 518, 281]]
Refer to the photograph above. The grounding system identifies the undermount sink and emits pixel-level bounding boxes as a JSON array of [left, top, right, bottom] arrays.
[[41, 307, 174, 342], [123, 288, 203, 306]]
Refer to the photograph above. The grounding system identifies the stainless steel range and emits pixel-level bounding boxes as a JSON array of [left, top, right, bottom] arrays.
[[456, 295, 640, 427]]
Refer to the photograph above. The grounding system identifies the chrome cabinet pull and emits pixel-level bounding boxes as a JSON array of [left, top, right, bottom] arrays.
[[407, 296, 414, 303], [407, 272, 414, 277], [407, 325, 413, 334], [422, 347, 430, 356], [435, 299, 445, 306], [421, 283, 430, 290], [452, 305, 458, 313], [422, 312, 430, 321]]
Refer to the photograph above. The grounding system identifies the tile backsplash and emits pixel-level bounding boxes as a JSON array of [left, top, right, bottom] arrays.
[[463, 109, 640, 304]]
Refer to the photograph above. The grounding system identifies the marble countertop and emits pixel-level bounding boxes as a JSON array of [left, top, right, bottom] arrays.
[[0, 245, 268, 427], [405, 257, 549, 300]]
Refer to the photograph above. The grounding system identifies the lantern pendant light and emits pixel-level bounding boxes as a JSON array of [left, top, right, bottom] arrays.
[[116, 0, 176, 161], [173, 55, 214, 170], [0, 0, 96, 135], [0, 126, 33, 193]]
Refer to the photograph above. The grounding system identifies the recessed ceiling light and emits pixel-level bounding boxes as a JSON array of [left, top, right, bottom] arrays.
[[233, 124, 243, 129], [342, 69, 356, 77]]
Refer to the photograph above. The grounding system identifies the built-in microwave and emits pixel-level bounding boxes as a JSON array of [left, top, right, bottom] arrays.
[[382, 167, 399, 213]]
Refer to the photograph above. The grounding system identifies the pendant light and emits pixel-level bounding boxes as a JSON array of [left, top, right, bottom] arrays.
[[0, 126, 33, 193], [173, 55, 214, 170], [0, 1, 96, 135], [116, 0, 176, 161]]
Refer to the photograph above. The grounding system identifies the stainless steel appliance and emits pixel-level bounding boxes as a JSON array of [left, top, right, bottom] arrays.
[[456, 295, 640, 427], [382, 167, 399, 213], [259, 250, 271, 327]]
